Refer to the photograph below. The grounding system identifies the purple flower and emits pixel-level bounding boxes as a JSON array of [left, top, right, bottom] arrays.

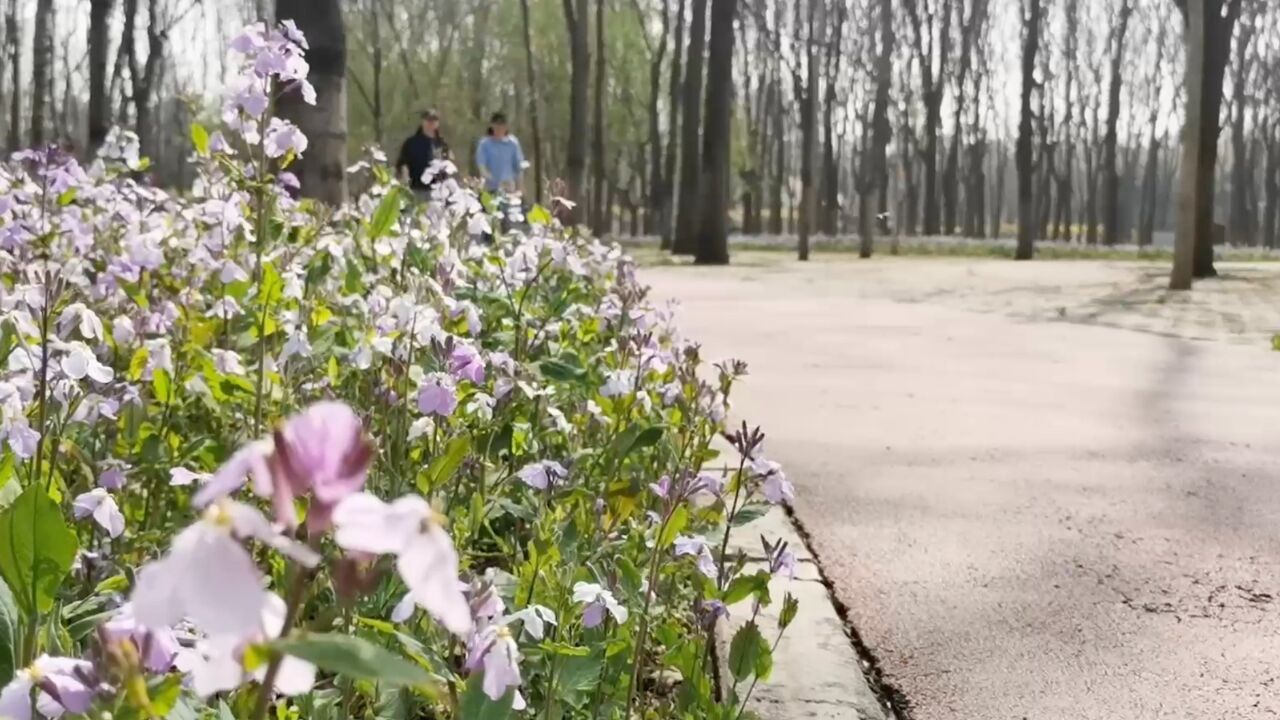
[[273, 402, 374, 524], [0, 655, 96, 718], [648, 475, 671, 499], [572, 582, 629, 628], [101, 605, 180, 672], [72, 489, 125, 538], [752, 456, 795, 504], [98, 466, 127, 490], [332, 492, 472, 637], [516, 460, 568, 491], [264, 118, 308, 158], [674, 536, 718, 579], [417, 374, 458, 417], [449, 344, 486, 383], [465, 624, 523, 703]]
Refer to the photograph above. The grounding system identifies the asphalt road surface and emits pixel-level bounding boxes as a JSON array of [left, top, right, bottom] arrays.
[[645, 257, 1280, 720]]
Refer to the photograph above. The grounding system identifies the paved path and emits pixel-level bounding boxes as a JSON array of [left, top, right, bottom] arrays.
[[645, 257, 1280, 720]]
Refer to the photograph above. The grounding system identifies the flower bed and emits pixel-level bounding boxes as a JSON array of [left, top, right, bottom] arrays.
[[0, 23, 797, 720]]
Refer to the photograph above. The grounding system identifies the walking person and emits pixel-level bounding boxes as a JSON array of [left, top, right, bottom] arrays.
[[396, 109, 450, 197], [475, 112, 525, 196]]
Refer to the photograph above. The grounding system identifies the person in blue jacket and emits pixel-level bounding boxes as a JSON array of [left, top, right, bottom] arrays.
[[475, 112, 525, 195]]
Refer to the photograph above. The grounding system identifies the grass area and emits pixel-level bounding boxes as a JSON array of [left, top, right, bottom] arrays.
[[619, 235, 1280, 265]]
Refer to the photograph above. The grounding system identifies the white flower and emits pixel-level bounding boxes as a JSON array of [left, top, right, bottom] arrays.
[[0, 655, 95, 718], [599, 370, 631, 398], [572, 582, 628, 628], [332, 493, 472, 637], [177, 592, 316, 698], [516, 460, 567, 491], [131, 500, 317, 638], [144, 338, 173, 375], [212, 349, 246, 376], [57, 303, 104, 341], [61, 342, 114, 384], [72, 488, 125, 538], [219, 259, 250, 283], [504, 605, 557, 642], [112, 316, 135, 345], [169, 467, 211, 486]]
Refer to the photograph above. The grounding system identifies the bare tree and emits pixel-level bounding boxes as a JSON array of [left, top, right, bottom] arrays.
[[5, 0, 21, 151], [660, 0, 686, 247], [563, 0, 591, 214], [519, 0, 546, 204], [859, 0, 894, 258], [88, 0, 115, 154], [796, 0, 819, 260], [30, 0, 53, 145], [1170, 0, 1244, 288], [903, 0, 952, 236], [694, 0, 739, 264], [591, 0, 608, 234], [672, 0, 707, 254], [1100, 0, 1134, 245], [1015, 0, 1042, 260]]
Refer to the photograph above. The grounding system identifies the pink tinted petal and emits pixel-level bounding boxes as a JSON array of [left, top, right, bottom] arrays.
[[93, 494, 125, 538], [175, 527, 267, 637], [0, 676, 33, 719], [397, 526, 472, 637], [131, 561, 184, 630], [332, 493, 421, 554]]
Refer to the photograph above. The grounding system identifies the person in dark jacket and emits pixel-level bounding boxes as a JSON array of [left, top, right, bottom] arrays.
[[395, 110, 450, 192]]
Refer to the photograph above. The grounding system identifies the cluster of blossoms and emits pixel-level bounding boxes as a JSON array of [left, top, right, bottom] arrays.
[[0, 20, 798, 720]]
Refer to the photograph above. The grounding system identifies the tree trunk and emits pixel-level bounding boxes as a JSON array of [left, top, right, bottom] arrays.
[[88, 0, 114, 155], [694, 0, 738, 264], [768, 78, 784, 235], [1227, 17, 1254, 247], [1263, 131, 1279, 249], [1100, 0, 1133, 245], [673, 0, 708, 254], [659, 0, 686, 247], [5, 0, 21, 151], [1171, 0, 1240, 287], [991, 144, 1006, 238], [276, 0, 347, 204], [796, 0, 819, 260], [820, 3, 844, 236], [1015, 0, 1041, 260], [29, 0, 52, 146], [1137, 123, 1161, 247], [645, 0, 670, 235], [859, 0, 894, 259], [563, 0, 591, 215], [519, 0, 545, 203], [590, 0, 607, 235]]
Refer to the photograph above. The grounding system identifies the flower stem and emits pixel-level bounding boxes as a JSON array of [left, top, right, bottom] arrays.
[[251, 564, 309, 720]]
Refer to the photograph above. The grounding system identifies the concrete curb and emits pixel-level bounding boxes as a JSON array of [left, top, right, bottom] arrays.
[[716, 509, 893, 720]]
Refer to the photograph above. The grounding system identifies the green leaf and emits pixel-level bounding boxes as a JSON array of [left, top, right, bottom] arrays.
[[609, 424, 665, 466], [57, 188, 77, 206], [459, 672, 515, 720], [217, 700, 236, 720], [731, 503, 770, 527], [368, 187, 404, 240], [728, 622, 768, 682], [723, 571, 771, 606], [151, 368, 173, 405], [0, 485, 78, 615], [538, 357, 587, 383], [555, 650, 604, 694], [190, 123, 210, 155], [0, 576, 17, 685], [272, 632, 430, 686], [419, 435, 471, 495], [656, 505, 688, 550], [527, 204, 553, 226]]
